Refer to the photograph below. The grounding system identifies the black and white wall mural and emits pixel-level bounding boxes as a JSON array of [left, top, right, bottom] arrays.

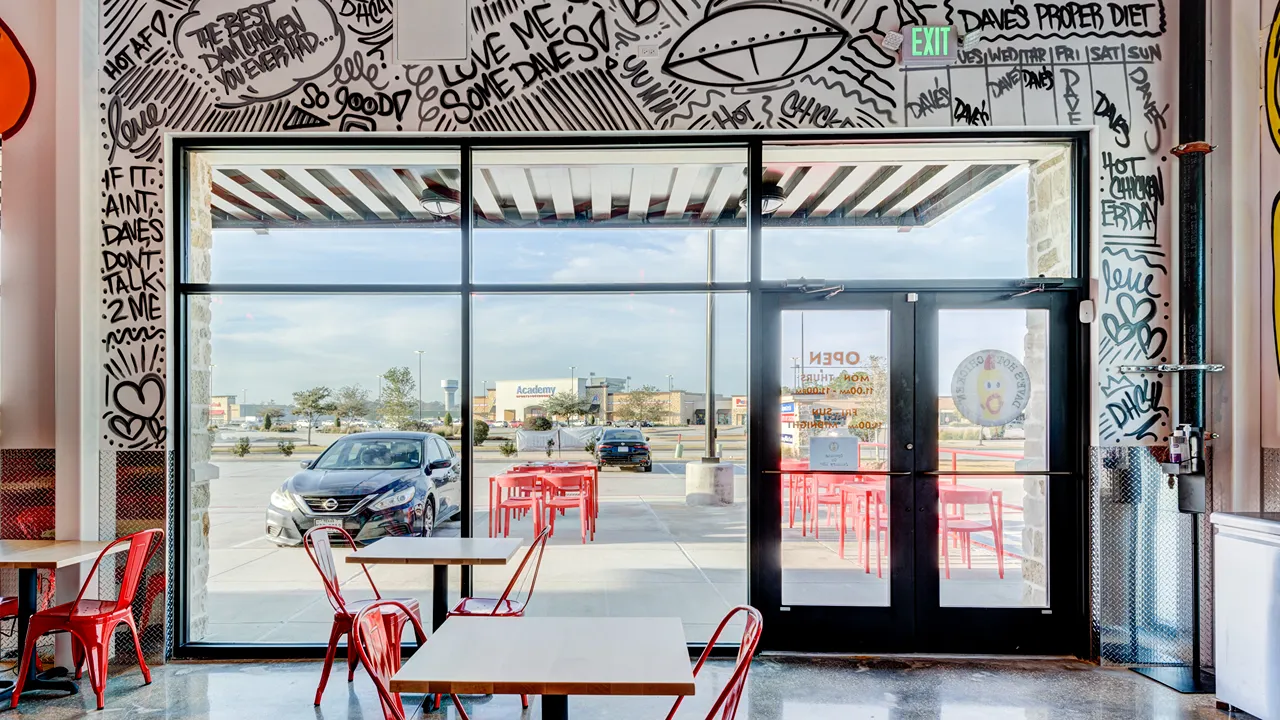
[[98, 0, 1176, 451]]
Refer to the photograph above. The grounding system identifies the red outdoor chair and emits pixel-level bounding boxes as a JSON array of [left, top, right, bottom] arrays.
[[541, 473, 593, 543], [939, 487, 1005, 579], [351, 599, 470, 720], [665, 605, 763, 720], [492, 473, 541, 538], [304, 526, 422, 706], [11, 528, 163, 711]]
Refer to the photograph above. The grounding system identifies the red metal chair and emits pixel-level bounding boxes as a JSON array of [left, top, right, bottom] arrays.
[[939, 486, 1005, 579], [351, 599, 469, 720], [304, 526, 422, 706], [450, 525, 550, 619], [11, 529, 162, 711], [492, 473, 542, 538], [541, 473, 593, 543], [665, 605, 763, 720]]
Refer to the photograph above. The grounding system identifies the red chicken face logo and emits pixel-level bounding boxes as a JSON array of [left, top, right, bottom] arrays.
[[0, 17, 36, 140]]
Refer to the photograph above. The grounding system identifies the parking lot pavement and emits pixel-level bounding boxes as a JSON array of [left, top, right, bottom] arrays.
[[198, 456, 1024, 643]]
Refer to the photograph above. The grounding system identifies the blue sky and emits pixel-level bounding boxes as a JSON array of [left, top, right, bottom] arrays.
[[202, 168, 1044, 405]]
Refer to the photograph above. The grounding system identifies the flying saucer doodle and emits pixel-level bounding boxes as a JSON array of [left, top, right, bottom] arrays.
[[662, 1, 849, 87], [0, 17, 36, 140]]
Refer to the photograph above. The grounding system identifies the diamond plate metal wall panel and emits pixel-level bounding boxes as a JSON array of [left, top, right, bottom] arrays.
[[1090, 446, 1197, 667], [99, 451, 170, 663], [1264, 448, 1280, 512], [0, 449, 58, 666]]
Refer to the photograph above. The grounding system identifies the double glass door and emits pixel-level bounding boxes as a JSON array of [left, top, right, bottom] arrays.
[[754, 290, 1083, 654]]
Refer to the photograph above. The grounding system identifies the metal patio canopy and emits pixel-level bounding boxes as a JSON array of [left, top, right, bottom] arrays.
[[199, 142, 1063, 231]]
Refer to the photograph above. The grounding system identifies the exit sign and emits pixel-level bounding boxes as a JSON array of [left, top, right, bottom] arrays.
[[901, 25, 957, 67]]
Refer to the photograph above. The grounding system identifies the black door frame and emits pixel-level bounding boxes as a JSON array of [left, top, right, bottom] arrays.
[[752, 289, 1085, 654]]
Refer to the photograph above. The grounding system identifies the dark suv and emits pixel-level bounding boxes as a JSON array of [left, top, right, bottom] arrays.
[[265, 432, 461, 546], [595, 428, 652, 472]]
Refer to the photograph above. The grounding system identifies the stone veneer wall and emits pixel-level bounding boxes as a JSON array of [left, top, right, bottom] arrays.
[[1018, 150, 1071, 605], [186, 153, 215, 641]]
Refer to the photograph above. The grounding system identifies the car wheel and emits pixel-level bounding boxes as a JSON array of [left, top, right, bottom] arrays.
[[642, 462, 653, 473], [419, 499, 435, 538]]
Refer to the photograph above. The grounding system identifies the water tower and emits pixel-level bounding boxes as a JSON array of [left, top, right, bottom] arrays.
[[441, 379, 459, 412]]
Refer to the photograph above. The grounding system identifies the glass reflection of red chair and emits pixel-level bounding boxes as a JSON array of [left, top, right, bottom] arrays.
[[939, 486, 1005, 579]]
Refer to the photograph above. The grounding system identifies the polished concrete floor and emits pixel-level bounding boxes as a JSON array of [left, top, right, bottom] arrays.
[[0, 656, 1243, 719]]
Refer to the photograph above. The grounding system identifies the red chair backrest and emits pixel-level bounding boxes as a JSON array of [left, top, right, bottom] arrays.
[[667, 605, 763, 720], [352, 599, 426, 720], [73, 529, 164, 615], [304, 525, 380, 615], [496, 473, 537, 491], [495, 525, 551, 614], [939, 487, 995, 506], [542, 473, 584, 493]]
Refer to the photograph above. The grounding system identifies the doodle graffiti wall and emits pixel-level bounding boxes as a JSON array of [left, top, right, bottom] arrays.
[[1264, 0, 1280, 452], [96, 0, 1177, 450]]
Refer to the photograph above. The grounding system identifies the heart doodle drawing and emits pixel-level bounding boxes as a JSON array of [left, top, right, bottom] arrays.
[[108, 415, 144, 441], [113, 374, 164, 420], [1101, 293, 1168, 359]]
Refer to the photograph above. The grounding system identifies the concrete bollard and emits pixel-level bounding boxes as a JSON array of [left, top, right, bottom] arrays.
[[686, 461, 734, 506]]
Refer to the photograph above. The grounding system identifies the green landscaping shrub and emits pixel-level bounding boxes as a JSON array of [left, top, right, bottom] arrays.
[[277, 440, 295, 456], [530, 416, 553, 431], [232, 437, 251, 457], [499, 439, 518, 457], [473, 420, 489, 446]]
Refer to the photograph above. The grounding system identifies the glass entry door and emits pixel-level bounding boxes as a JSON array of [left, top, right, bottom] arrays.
[[754, 291, 1082, 654]]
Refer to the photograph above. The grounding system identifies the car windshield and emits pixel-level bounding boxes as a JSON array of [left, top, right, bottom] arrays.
[[314, 438, 423, 470], [604, 430, 645, 442]]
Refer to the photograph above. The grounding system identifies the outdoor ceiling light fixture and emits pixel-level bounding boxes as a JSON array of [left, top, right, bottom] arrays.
[[741, 182, 787, 215], [419, 187, 461, 217]]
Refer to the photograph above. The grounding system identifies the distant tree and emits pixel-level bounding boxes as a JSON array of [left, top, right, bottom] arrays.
[[378, 367, 416, 430], [292, 387, 336, 446], [545, 390, 589, 422], [334, 384, 371, 426], [529, 416, 553, 431], [615, 385, 666, 424], [261, 405, 284, 431], [473, 419, 489, 446], [443, 411, 453, 426]]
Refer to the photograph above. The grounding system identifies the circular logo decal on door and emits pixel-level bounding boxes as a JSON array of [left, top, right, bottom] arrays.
[[950, 350, 1031, 427]]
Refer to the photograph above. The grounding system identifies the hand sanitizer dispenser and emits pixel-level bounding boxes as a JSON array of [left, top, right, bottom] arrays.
[[1162, 424, 1205, 514]]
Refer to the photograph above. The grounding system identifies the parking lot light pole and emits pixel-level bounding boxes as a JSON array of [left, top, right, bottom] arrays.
[[415, 350, 426, 420]]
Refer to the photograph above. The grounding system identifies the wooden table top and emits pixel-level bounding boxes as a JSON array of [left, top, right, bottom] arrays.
[[391, 616, 696, 696], [345, 537, 523, 566], [0, 540, 129, 569]]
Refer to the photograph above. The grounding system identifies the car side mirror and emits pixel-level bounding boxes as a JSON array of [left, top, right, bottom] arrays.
[[429, 459, 451, 470], [299, 460, 312, 469]]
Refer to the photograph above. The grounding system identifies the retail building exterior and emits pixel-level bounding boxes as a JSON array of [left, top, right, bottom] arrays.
[[0, 0, 1274, 672]]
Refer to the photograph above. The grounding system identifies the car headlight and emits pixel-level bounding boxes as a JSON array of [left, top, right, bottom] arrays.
[[270, 488, 298, 513], [370, 487, 416, 512]]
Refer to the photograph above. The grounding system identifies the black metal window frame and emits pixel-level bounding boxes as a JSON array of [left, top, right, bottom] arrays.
[[170, 130, 1091, 659]]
